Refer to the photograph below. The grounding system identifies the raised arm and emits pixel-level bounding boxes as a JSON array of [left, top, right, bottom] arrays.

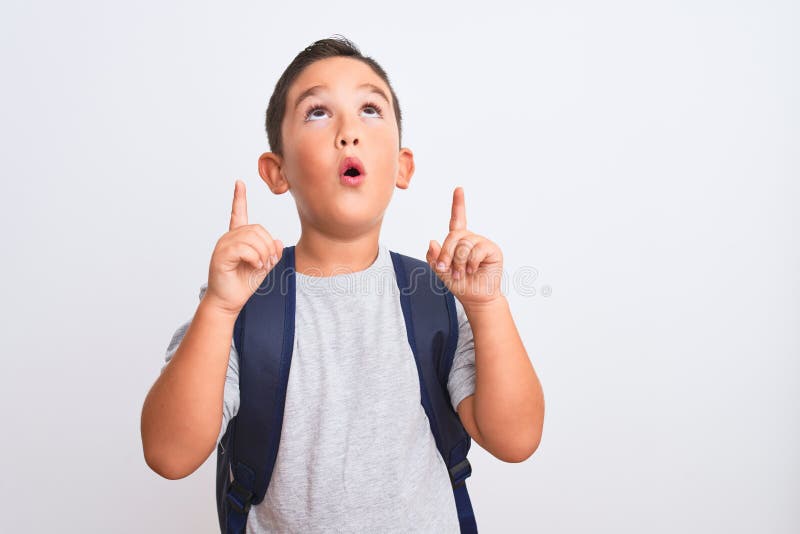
[[141, 180, 284, 479]]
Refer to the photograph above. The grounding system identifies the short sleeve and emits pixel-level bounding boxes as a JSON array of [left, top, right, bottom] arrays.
[[446, 298, 476, 413], [161, 282, 241, 447]]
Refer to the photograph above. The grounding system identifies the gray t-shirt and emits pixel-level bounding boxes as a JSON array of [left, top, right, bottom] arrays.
[[163, 242, 477, 533]]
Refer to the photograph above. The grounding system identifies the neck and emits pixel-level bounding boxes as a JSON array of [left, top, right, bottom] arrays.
[[294, 222, 382, 277]]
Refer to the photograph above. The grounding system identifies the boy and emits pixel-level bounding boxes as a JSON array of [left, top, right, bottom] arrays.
[[141, 36, 544, 533]]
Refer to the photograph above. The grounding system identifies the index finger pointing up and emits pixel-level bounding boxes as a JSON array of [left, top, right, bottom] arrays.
[[229, 179, 249, 231], [449, 186, 467, 231]]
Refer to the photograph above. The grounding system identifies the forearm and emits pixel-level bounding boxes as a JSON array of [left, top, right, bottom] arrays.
[[141, 297, 237, 479], [463, 296, 544, 461]]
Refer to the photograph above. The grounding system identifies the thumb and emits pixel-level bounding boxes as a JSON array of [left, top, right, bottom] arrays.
[[427, 240, 442, 266]]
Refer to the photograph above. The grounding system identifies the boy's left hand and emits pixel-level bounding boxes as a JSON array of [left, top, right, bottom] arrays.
[[426, 186, 504, 309]]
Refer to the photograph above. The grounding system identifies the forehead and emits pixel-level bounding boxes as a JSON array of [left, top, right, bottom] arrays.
[[287, 56, 392, 107]]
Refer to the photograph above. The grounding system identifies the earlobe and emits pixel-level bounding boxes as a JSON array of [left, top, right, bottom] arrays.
[[395, 148, 415, 190], [258, 152, 290, 194]]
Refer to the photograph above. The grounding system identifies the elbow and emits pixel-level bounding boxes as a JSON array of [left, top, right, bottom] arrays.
[[476, 424, 543, 463], [494, 425, 543, 463], [140, 406, 215, 480], [141, 423, 206, 480], [143, 446, 197, 480], [495, 441, 539, 464], [501, 396, 545, 463], [498, 437, 541, 463]]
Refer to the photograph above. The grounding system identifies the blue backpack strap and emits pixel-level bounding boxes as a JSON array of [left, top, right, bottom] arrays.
[[215, 246, 297, 534], [389, 250, 479, 534]]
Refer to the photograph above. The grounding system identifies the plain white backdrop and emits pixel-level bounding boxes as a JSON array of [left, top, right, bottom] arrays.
[[1, 1, 797, 532]]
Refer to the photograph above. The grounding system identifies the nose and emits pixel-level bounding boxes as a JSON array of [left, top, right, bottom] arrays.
[[335, 117, 360, 148], [338, 136, 358, 147]]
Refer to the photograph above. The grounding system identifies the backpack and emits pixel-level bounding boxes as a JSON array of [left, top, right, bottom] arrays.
[[215, 245, 478, 533]]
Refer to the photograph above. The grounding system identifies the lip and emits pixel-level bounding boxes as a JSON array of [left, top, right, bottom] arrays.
[[339, 156, 366, 187]]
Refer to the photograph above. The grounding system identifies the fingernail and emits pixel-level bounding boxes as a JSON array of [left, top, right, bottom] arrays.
[[453, 270, 461, 280], [257, 260, 264, 269], [466, 267, 473, 274], [436, 262, 446, 272], [271, 254, 278, 264]]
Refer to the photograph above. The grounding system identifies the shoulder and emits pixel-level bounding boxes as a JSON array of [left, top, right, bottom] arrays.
[[199, 282, 208, 301], [386, 247, 430, 271]]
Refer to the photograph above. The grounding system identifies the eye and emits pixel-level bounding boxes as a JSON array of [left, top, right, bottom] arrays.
[[304, 104, 329, 122], [303, 101, 385, 122], [361, 101, 384, 118]]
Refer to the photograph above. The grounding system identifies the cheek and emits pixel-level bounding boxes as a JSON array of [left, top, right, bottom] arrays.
[[369, 119, 397, 141], [363, 121, 397, 149], [290, 134, 327, 170]]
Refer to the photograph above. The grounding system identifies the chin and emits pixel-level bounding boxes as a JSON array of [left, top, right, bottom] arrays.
[[327, 199, 384, 230]]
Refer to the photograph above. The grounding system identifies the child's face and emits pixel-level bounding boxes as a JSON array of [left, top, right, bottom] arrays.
[[259, 56, 414, 236]]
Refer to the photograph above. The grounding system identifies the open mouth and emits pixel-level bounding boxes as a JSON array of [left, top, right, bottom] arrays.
[[339, 156, 366, 179]]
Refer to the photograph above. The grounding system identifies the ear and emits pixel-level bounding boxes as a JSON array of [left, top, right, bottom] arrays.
[[258, 152, 290, 194], [395, 147, 415, 190]]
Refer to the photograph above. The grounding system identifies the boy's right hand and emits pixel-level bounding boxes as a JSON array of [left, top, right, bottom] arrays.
[[204, 180, 284, 317]]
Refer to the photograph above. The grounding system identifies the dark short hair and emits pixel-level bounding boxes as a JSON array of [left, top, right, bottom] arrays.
[[265, 35, 403, 157]]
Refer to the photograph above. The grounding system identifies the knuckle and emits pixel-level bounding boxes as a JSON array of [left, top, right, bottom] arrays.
[[256, 223, 273, 238], [250, 228, 269, 247]]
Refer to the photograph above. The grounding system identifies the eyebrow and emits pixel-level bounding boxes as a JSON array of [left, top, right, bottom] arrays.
[[293, 83, 391, 112]]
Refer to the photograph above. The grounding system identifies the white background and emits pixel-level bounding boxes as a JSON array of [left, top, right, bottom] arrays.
[[1, 1, 797, 532]]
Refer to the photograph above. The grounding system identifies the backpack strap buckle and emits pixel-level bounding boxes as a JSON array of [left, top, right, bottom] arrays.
[[448, 458, 472, 488], [226, 478, 254, 516]]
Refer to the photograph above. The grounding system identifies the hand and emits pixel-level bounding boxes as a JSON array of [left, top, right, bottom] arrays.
[[426, 186, 504, 309], [204, 180, 284, 316]]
